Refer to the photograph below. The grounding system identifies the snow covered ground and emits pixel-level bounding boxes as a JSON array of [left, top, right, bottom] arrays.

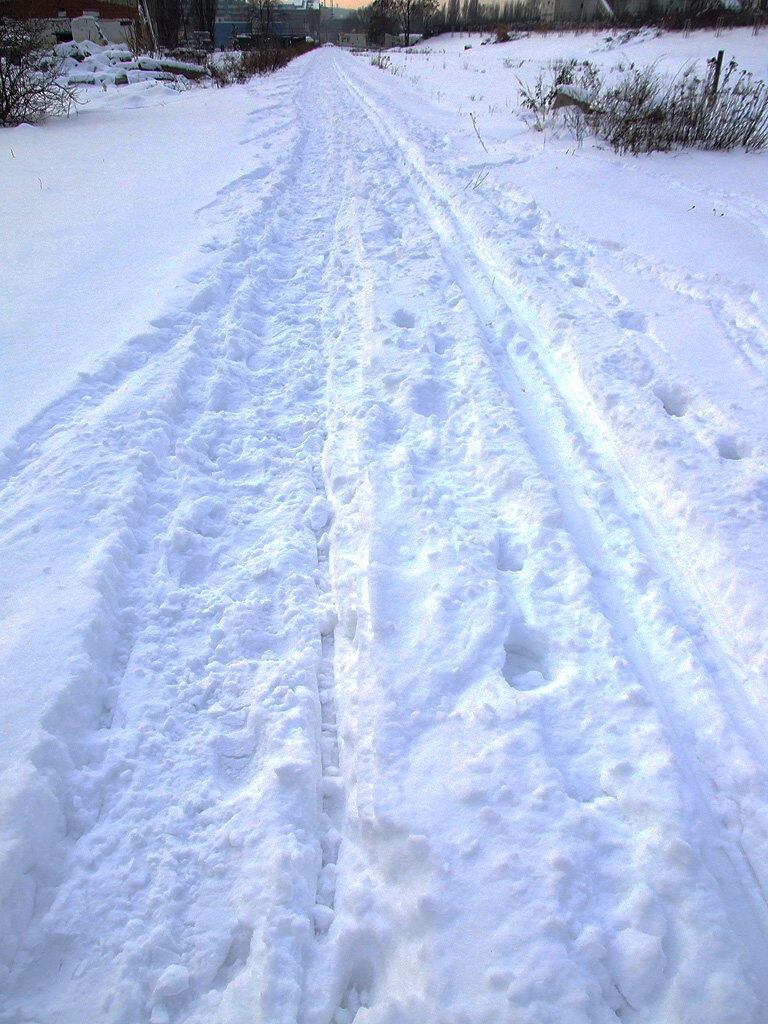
[[1, 27, 768, 1024]]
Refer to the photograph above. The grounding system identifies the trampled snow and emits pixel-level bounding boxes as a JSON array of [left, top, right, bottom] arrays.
[[1, 27, 768, 1024]]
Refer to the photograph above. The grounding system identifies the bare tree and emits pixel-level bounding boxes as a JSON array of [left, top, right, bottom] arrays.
[[367, 0, 438, 44], [446, 0, 461, 28], [193, 0, 217, 45], [253, 0, 282, 46], [0, 18, 77, 127], [461, 0, 480, 28], [154, 0, 183, 47], [367, 0, 396, 43]]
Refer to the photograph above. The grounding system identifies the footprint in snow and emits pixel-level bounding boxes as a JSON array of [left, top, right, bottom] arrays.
[[392, 309, 416, 329], [502, 621, 550, 691], [216, 730, 259, 784], [496, 533, 526, 573], [653, 383, 689, 418], [593, 237, 625, 252], [717, 435, 749, 461], [617, 310, 648, 333], [410, 380, 447, 419]]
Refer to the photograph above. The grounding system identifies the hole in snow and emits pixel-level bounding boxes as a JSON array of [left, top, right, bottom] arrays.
[[333, 960, 376, 1024], [718, 435, 748, 461], [332, 939, 380, 1023], [502, 621, 549, 690], [392, 309, 416, 329], [593, 237, 624, 252], [333, 984, 370, 1024], [434, 335, 451, 355], [411, 380, 447, 419], [211, 922, 253, 989], [653, 384, 688, 418], [617, 310, 648, 333], [496, 533, 526, 572]]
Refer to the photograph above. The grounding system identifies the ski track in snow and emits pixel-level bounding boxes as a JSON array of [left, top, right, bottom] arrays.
[[2, 42, 768, 1024]]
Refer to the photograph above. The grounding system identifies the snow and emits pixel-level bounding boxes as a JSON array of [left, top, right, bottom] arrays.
[[1, 26, 768, 1024], [0, 70, 290, 451]]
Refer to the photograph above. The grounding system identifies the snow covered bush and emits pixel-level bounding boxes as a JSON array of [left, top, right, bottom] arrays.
[[518, 59, 600, 132], [0, 18, 77, 127]]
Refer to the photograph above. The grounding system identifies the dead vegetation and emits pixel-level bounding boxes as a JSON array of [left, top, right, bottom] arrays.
[[519, 56, 768, 153], [0, 18, 78, 127], [209, 41, 317, 87]]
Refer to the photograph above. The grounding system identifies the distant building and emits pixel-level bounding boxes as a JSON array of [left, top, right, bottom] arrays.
[[0, 0, 139, 43], [214, 1, 323, 48], [267, 3, 319, 45], [338, 31, 401, 47], [214, 0, 253, 48], [337, 30, 366, 46]]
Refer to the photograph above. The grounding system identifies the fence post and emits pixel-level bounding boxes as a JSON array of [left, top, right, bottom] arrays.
[[711, 48, 724, 97]]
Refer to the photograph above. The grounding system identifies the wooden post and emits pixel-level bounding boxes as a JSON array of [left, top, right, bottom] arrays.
[[710, 49, 724, 103]]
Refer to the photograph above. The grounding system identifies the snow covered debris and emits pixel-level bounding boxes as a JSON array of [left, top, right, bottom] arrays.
[[1, 27, 768, 1024], [51, 41, 209, 88]]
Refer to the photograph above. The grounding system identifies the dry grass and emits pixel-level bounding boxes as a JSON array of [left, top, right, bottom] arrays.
[[519, 56, 768, 153], [210, 41, 317, 87]]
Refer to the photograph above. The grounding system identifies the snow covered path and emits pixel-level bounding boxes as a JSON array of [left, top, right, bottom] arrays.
[[2, 39, 768, 1024]]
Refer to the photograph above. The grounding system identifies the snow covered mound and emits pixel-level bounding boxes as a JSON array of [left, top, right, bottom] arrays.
[[54, 40, 208, 87], [1, 29, 768, 1024]]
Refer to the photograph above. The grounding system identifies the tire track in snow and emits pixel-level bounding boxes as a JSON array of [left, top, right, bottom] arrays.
[[0, 58, 348, 1024], [337, 52, 768, 771], [301, 98, 410, 1024], [0, 83, 299, 499], [332, 54, 768, 1011], [2, 47, 766, 1024], [0, 288, 235, 1004], [342, 57, 768, 701], [254, 51, 768, 1023]]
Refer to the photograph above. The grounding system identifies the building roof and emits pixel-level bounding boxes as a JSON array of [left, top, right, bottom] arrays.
[[0, 0, 138, 17]]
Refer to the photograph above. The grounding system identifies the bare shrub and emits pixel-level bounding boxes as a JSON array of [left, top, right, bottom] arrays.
[[597, 60, 768, 153], [210, 41, 316, 87], [519, 57, 768, 153], [518, 59, 599, 131], [0, 18, 78, 127]]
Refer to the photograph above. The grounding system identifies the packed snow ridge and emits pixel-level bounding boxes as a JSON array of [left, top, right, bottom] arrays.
[[1, 26, 768, 1024]]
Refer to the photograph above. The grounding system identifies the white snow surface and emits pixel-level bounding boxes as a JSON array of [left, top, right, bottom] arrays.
[[1, 27, 768, 1024]]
